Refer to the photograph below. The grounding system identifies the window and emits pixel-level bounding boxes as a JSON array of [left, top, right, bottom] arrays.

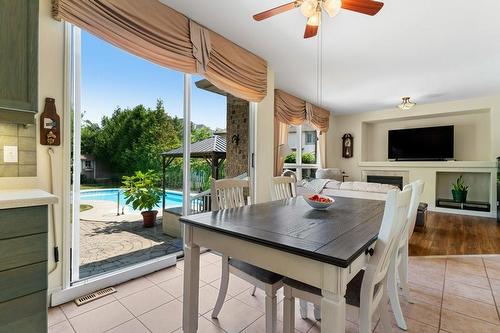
[[83, 160, 92, 170], [284, 123, 319, 180], [305, 131, 316, 145]]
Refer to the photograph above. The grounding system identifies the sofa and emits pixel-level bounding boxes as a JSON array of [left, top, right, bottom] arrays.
[[295, 168, 399, 201]]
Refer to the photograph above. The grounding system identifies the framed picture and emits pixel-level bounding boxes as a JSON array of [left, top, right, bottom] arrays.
[[342, 133, 353, 158]]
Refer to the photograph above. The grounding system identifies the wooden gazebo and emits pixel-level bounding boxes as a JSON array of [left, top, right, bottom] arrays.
[[160, 135, 226, 211]]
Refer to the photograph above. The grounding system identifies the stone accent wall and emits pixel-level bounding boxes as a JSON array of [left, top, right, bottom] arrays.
[[226, 95, 249, 178], [0, 122, 36, 177]]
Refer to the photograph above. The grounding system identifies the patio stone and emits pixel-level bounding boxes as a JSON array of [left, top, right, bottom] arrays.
[[78, 200, 182, 279]]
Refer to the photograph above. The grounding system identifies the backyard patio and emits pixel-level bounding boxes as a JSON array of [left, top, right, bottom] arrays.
[[79, 200, 183, 279]]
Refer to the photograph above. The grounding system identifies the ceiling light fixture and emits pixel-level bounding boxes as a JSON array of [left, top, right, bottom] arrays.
[[322, 0, 342, 17], [306, 10, 321, 27], [300, 0, 318, 18], [253, 0, 384, 39], [398, 97, 416, 110]]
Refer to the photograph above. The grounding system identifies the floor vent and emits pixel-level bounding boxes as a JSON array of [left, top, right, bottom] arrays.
[[74, 287, 116, 306]]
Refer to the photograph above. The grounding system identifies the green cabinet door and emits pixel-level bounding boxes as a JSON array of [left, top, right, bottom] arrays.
[[0, 0, 39, 124]]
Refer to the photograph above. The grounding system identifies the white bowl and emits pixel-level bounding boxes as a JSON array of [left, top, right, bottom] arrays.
[[304, 194, 335, 210]]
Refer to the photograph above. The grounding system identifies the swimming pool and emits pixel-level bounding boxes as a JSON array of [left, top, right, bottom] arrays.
[[80, 188, 183, 211]]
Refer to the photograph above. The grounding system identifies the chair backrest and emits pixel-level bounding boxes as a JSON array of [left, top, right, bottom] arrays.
[[281, 169, 297, 182], [360, 187, 412, 306], [406, 180, 425, 239], [271, 176, 297, 200], [211, 178, 249, 210]]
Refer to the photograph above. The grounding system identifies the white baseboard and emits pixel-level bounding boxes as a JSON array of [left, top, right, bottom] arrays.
[[50, 253, 178, 306]]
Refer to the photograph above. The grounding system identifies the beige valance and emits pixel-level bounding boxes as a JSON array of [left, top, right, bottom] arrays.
[[274, 89, 308, 126], [52, 0, 267, 102], [274, 89, 330, 132], [307, 103, 330, 133]]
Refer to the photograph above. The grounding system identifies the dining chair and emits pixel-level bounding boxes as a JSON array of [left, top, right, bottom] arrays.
[[282, 188, 413, 333], [271, 176, 297, 200], [210, 178, 283, 333], [387, 180, 425, 330]]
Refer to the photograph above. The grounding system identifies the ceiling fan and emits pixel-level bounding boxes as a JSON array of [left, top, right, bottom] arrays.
[[253, 0, 384, 38]]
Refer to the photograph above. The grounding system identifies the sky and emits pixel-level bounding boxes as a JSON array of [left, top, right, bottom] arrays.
[[81, 31, 227, 130]]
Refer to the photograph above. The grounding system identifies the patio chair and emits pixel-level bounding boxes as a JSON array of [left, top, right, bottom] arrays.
[[387, 180, 425, 330], [271, 176, 297, 200], [211, 178, 283, 333], [282, 187, 413, 333]]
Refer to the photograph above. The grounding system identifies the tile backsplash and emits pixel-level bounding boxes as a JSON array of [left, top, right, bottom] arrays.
[[0, 122, 36, 177]]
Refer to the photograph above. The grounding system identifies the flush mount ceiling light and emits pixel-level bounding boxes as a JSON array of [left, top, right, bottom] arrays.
[[398, 97, 416, 110], [253, 0, 384, 39]]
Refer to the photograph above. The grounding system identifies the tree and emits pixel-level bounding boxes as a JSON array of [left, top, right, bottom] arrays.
[[191, 125, 212, 143], [84, 100, 182, 174], [81, 99, 221, 189]]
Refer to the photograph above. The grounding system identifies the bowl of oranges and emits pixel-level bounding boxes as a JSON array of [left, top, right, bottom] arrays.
[[304, 194, 335, 210]]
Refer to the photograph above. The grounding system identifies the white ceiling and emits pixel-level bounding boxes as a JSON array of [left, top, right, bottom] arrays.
[[160, 0, 500, 114]]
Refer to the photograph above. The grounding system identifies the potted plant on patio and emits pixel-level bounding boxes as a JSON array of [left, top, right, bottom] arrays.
[[451, 175, 469, 203], [122, 170, 162, 228]]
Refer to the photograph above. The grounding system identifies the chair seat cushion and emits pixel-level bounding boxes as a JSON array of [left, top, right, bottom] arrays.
[[229, 258, 283, 284], [283, 270, 370, 307]]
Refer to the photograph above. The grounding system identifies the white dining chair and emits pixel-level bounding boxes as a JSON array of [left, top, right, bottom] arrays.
[[282, 188, 413, 333], [387, 180, 425, 330], [271, 176, 297, 200], [211, 178, 283, 333]]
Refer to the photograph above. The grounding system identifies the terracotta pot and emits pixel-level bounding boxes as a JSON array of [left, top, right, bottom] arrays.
[[141, 210, 158, 228]]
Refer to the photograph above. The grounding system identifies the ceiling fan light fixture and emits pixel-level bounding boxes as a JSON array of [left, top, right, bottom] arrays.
[[306, 10, 321, 26], [398, 97, 416, 110], [323, 0, 342, 17], [300, 0, 318, 18]]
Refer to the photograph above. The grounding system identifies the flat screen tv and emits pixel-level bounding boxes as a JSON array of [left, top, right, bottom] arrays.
[[388, 125, 454, 161]]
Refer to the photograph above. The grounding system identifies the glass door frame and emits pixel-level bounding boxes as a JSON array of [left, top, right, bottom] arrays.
[[63, 24, 257, 289]]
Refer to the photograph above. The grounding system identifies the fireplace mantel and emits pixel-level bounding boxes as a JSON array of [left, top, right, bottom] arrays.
[[357, 161, 497, 218], [358, 161, 496, 169]]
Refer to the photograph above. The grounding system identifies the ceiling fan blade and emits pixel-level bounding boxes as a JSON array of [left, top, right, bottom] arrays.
[[341, 0, 384, 16], [304, 23, 319, 39], [253, 2, 297, 21]]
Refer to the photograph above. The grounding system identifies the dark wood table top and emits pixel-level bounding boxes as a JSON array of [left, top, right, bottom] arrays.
[[180, 196, 385, 268]]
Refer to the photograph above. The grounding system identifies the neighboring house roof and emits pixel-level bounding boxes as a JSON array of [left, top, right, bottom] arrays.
[[161, 135, 226, 158], [80, 154, 95, 160]]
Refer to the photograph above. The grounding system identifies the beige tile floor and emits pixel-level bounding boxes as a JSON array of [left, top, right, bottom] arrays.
[[49, 253, 500, 333]]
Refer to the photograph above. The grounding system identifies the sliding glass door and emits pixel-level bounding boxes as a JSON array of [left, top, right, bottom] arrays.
[[67, 25, 254, 285], [69, 26, 186, 283]]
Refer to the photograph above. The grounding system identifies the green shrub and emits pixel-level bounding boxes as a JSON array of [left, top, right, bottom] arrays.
[[122, 170, 162, 211], [284, 152, 316, 164], [302, 152, 315, 164]]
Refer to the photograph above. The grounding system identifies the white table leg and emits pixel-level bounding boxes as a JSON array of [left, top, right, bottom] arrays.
[[321, 290, 346, 333], [183, 225, 200, 333]]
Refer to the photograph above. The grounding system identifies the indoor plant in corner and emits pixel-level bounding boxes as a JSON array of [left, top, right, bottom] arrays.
[[451, 175, 469, 203], [122, 170, 162, 228]]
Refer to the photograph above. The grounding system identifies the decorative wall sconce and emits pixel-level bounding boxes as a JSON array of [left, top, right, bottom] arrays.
[[231, 134, 240, 146], [342, 133, 353, 158]]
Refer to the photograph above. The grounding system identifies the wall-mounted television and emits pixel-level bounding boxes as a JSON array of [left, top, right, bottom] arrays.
[[388, 125, 454, 161]]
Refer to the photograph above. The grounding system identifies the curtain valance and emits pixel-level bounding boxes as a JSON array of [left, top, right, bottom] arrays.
[[52, 0, 267, 102], [274, 89, 330, 132]]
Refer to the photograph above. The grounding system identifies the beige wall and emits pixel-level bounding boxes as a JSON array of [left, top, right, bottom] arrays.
[[0, 0, 66, 296], [327, 95, 500, 180], [362, 111, 491, 162], [254, 69, 275, 203]]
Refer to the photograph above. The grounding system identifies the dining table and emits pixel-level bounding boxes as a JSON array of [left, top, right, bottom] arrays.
[[180, 195, 385, 333]]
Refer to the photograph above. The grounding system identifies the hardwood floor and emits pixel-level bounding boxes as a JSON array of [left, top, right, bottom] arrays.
[[409, 212, 500, 256]]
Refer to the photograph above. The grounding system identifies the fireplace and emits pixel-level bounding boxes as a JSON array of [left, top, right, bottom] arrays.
[[367, 175, 403, 190]]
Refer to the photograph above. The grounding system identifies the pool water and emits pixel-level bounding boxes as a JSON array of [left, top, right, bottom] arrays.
[[80, 189, 183, 211]]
